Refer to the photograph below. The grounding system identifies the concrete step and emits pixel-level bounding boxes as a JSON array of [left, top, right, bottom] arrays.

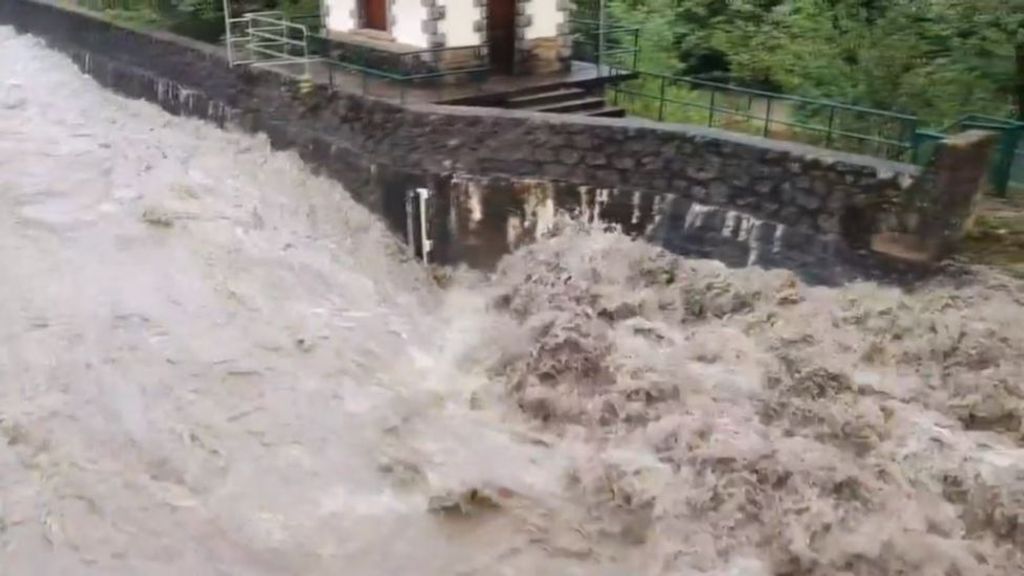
[[506, 87, 588, 109], [530, 96, 608, 114], [585, 106, 627, 118]]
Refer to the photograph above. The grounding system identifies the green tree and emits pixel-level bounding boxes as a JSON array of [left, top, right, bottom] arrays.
[[605, 0, 1024, 124], [607, 0, 680, 72], [941, 0, 1024, 120]]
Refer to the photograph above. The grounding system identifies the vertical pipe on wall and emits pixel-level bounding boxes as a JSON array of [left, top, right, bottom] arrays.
[[417, 188, 433, 265], [223, 0, 233, 65], [406, 190, 417, 258]]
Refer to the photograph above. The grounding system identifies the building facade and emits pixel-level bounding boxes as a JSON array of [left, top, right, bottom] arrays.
[[322, 0, 572, 74]]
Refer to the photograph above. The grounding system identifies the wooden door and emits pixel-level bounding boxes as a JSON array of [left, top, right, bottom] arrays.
[[487, 0, 516, 74], [363, 0, 387, 31]]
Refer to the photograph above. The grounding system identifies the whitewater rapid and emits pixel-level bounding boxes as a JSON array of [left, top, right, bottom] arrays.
[[2, 26, 1023, 576], [0, 27, 596, 576]]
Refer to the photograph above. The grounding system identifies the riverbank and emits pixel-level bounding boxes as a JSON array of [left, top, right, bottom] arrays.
[[1, 0, 998, 283]]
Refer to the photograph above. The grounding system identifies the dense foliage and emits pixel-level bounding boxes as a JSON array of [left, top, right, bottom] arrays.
[[75, 0, 320, 41], [601, 0, 1024, 125]]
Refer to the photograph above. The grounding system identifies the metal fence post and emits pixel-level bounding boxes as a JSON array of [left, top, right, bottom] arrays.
[[825, 106, 836, 148], [658, 76, 667, 121], [707, 88, 716, 127], [222, 0, 233, 65], [905, 119, 919, 163], [763, 98, 773, 137], [992, 127, 1022, 197], [632, 29, 639, 71]]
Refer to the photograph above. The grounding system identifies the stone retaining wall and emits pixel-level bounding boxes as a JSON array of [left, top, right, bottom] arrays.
[[0, 0, 994, 281]]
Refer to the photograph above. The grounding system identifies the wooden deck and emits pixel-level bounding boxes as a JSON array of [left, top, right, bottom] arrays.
[[265, 58, 632, 105]]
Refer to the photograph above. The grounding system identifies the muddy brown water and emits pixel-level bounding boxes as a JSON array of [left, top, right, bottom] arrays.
[[2, 28, 1023, 576]]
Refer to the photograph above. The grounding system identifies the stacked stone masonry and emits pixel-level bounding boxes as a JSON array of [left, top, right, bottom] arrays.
[[0, 0, 994, 279]]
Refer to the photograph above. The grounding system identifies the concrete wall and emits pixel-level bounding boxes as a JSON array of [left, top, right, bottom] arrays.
[[441, 175, 855, 280], [520, 0, 570, 73], [0, 0, 993, 282], [524, 0, 562, 39], [391, 0, 429, 46], [324, 0, 429, 47], [326, 0, 357, 32], [439, 0, 481, 46]]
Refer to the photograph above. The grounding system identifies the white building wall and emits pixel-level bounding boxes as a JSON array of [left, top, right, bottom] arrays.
[[325, 0, 356, 32], [525, 0, 563, 39], [322, 0, 559, 49], [440, 0, 481, 47], [391, 0, 430, 47]]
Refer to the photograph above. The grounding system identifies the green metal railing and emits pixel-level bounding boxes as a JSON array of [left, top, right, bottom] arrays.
[[307, 18, 637, 101], [926, 115, 1023, 197], [606, 72, 1024, 194], [962, 115, 1022, 197], [1012, 148, 1024, 193], [565, 14, 1022, 195], [308, 34, 491, 103], [568, 17, 919, 161], [304, 17, 641, 103], [73, 0, 1024, 190], [607, 71, 919, 160], [911, 117, 1023, 197], [570, 18, 640, 75]]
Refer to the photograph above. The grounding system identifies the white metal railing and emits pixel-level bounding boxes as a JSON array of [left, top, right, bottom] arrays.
[[224, 10, 279, 65], [223, 9, 314, 78]]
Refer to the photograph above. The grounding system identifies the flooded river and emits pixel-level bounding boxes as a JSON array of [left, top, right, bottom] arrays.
[[2, 27, 1023, 576]]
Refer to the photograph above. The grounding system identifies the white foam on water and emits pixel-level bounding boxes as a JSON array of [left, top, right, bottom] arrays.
[[0, 27, 588, 576], [2, 26, 1024, 576]]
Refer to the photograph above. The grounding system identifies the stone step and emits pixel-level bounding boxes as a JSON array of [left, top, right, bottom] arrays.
[[530, 96, 608, 114], [585, 106, 627, 118], [505, 87, 588, 109]]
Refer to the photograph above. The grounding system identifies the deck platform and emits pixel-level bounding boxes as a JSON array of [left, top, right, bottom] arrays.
[[265, 58, 635, 106]]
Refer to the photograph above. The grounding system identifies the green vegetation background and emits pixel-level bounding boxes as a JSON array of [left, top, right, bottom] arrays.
[[596, 0, 1023, 127]]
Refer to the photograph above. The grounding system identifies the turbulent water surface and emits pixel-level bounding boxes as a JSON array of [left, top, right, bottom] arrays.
[[2, 27, 1024, 576]]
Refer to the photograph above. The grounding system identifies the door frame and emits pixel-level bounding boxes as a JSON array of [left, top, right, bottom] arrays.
[[486, 0, 518, 74], [360, 0, 389, 32]]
